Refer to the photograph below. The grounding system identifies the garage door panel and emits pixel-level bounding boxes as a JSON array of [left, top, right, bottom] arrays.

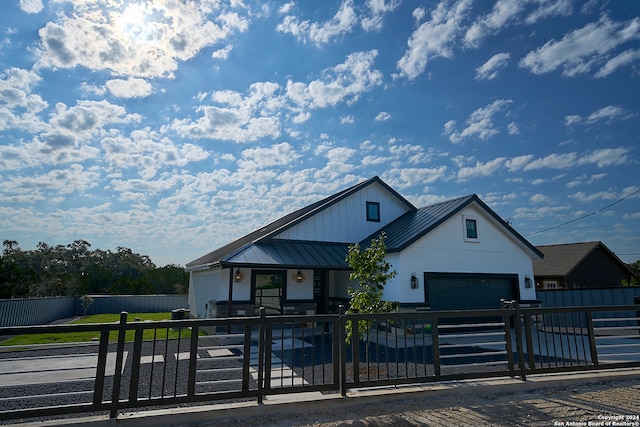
[[427, 276, 514, 310]]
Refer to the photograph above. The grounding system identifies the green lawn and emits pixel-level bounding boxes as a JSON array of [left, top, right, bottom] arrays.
[[1, 312, 194, 346]]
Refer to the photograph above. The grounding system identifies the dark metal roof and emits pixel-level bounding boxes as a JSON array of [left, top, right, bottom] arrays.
[[186, 176, 414, 269], [359, 194, 543, 258], [222, 240, 351, 269]]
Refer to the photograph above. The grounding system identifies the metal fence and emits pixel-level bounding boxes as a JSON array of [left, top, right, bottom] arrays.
[[1, 303, 640, 422], [0, 295, 188, 327]]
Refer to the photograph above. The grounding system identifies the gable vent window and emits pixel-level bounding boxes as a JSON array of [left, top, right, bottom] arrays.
[[464, 217, 479, 241], [366, 201, 380, 222]]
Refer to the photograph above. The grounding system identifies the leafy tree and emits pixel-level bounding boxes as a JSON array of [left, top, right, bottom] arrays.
[[0, 239, 188, 297], [624, 260, 640, 286], [345, 232, 399, 346]]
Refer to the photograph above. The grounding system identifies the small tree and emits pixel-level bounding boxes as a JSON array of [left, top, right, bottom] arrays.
[[345, 232, 399, 346]]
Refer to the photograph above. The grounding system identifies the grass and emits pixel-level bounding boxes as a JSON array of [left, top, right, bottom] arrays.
[[0, 312, 194, 346]]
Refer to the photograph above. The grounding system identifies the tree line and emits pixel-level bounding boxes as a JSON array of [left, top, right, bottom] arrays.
[[0, 239, 188, 299]]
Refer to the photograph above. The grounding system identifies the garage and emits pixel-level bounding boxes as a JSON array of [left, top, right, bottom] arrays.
[[425, 273, 517, 311]]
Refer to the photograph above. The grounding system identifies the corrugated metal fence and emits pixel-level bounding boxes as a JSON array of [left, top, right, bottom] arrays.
[[0, 295, 188, 327], [0, 297, 76, 327], [537, 288, 640, 307]]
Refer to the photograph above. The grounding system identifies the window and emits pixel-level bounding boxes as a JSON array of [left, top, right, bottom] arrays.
[[366, 201, 380, 222], [464, 218, 478, 240]]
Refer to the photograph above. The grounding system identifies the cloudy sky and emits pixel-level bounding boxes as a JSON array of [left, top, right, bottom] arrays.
[[1, 0, 639, 267]]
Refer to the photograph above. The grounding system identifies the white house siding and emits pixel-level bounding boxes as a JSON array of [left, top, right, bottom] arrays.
[[286, 269, 313, 300], [382, 204, 537, 305], [273, 181, 412, 243], [188, 268, 225, 318]]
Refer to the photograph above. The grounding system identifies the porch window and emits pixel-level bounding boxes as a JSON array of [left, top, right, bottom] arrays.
[[366, 201, 380, 222]]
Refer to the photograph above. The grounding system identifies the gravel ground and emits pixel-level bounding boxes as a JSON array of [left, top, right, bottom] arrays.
[[191, 374, 640, 427]]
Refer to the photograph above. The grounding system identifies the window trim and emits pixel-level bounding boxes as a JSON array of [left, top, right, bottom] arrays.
[[366, 201, 380, 222], [463, 215, 480, 242]]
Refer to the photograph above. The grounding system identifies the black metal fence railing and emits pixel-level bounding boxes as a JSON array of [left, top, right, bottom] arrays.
[[1, 303, 639, 422]]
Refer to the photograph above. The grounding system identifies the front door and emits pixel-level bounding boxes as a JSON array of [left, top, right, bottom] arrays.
[[253, 271, 285, 315]]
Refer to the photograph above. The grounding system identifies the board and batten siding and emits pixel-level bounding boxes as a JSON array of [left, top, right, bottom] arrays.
[[273, 181, 412, 243], [384, 204, 537, 304]]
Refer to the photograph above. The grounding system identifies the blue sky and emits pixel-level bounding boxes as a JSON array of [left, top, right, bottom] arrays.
[[1, 0, 639, 267]]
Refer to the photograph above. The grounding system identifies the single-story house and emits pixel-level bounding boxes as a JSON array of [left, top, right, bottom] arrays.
[[186, 176, 543, 318], [533, 241, 635, 289]]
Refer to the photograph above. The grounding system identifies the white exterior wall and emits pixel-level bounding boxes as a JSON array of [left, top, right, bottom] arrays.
[[188, 268, 227, 318], [286, 268, 313, 300], [273, 181, 412, 243], [382, 204, 537, 304]]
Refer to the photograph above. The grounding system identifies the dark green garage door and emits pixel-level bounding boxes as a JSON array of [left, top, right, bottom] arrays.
[[426, 275, 515, 310]]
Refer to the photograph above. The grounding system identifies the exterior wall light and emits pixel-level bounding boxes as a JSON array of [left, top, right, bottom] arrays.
[[234, 269, 242, 283], [295, 270, 304, 283], [411, 272, 419, 289], [524, 275, 532, 288]]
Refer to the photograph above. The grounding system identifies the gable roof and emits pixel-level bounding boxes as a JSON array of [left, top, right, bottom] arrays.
[[358, 194, 543, 258], [186, 176, 415, 270], [532, 241, 633, 277]]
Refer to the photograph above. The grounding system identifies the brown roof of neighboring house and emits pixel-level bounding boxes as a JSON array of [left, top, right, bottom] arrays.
[[533, 241, 633, 277]]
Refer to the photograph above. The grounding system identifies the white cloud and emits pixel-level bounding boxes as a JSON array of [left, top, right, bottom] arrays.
[[387, 166, 448, 188], [375, 111, 391, 121], [0, 164, 99, 197], [466, 0, 572, 48], [212, 44, 233, 60], [475, 53, 510, 80], [519, 15, 640, 77], [277, 0, 398, 44], [285, 50, 383, 109], [505, 154, 534, 171], [564, 105, 625, 126], [570, 190, 617, 203], [340, 115, 355, 124], [595, 48, 640, 78], [530, 193, 548, 203], [457, 157, 506, 179], [395, 0, 472, 80], [443, 99, 513, 143], [238, 142, 300, 169], [35, 1, 249, 78], [277, 0, 357, 46], [106, 78, 153, 98], [361, 0, 401, 31], [171, 81, 282, 143], [522, 147, 629, 171], [19, 0, 43, 14], [465, 0, 525, 48], [525, 0, 572, 24], [174, 50, 383, 143]]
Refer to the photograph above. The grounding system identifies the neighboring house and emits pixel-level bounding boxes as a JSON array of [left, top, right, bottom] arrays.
[[533, 241, 635, 289], [186, 176, 543, 318]]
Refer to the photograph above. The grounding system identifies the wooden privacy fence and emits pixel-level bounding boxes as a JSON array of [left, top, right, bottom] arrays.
[[1, 303, 640, 422]]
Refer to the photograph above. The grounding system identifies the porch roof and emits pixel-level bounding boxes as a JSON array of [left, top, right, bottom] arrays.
[[220, 240, 351, 270]]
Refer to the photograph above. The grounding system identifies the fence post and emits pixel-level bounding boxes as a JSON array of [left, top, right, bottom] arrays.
[[93, 326, 110, 407], [512, 301, 527, 381], [110, 311, 128, 419], [502, 301, 515, 378], [188, 323, 199, 397], [585, 311, 599, 366], [338, 305, 347, 397], [257, 307, 266, 404]]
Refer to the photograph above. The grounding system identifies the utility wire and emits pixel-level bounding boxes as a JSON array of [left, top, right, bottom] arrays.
[[525, 187, 640, 237]]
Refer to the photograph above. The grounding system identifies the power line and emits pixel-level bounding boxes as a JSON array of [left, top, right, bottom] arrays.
[[525, 188, 640, 237]]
